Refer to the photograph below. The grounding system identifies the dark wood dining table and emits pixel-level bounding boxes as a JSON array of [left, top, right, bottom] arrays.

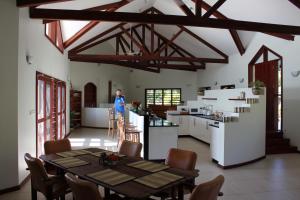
[[40, 148, 199, 200]]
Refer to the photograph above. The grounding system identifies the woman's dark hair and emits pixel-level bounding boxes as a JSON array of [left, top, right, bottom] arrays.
[[116, 89, 122, 92]]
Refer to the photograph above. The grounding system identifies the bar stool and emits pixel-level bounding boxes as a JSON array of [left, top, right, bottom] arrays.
[[108, 108, 117, 138], [117, 113, 126, 147], [125, 128, 141, 143]]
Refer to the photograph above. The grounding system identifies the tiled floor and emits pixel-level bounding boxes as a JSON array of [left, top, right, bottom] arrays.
[[1, 128, 300, 200]]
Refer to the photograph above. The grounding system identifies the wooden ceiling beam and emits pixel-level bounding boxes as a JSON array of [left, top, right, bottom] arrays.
[[144, 24, 197, 66], [156, 29, 183, 55], [120, 26, 148, 55], [175, 0, 195, 16], [289, 0, 300, 9], [195, 0, 203, 16], [63, 0, 130, 49], [17, 0, 72, 7], [194, 0, 295, 41], [151, 8, 228, 58], [86, 0, 129, 11], [68, 54, 228, 63], [69, 23, 125, 53], [191, 1, 245, 55], [69, 54, 204, 71], [29, 8, 300, 34], [202, 0, 227, 18]]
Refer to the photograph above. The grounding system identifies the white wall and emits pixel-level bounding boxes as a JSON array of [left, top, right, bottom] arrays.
[[70, 62, 131, 105], [17, 8, 70, 185], [128, 69, 198, 106], [0, 0, 19, 190], [197, 33, 300, 149]]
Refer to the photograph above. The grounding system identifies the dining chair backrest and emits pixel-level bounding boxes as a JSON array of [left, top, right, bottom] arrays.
[[119, 140, 142, 158], [189, 175, 225, 200], [44, 139, 71, 155], [65, 173, 103, 200], [165, 148, 197, 171], [24, 153, 49, 193]]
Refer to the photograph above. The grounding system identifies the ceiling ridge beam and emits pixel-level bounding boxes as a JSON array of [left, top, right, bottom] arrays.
[[30, 8, 300, 34]]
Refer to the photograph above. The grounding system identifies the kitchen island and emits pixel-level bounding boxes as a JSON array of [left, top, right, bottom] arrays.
[[129, 110, 179, 161]]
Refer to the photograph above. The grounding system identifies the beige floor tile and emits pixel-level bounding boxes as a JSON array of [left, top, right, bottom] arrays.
[[1, 128, 300, 200]]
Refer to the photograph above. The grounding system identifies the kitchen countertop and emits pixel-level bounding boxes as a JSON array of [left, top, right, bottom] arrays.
[[168, 113, 224, 122]]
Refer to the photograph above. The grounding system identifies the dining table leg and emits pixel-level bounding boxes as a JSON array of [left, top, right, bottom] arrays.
[[104, 187, 111, 199], [178, 184, 184, 200]]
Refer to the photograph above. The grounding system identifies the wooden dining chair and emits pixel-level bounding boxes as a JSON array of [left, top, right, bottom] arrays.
[[156, 148, 198, 199], [165, 148, 197, 171], [118, 140, 142, 158], [24, 153, 69, 200], [189, 175, 225, 200], [65, 173, 103, 200], [44, 139, 72, 174]]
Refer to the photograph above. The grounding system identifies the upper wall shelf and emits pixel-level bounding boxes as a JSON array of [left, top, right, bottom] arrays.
[[202, 98, 218, 100], [228, 98, 246, 101]]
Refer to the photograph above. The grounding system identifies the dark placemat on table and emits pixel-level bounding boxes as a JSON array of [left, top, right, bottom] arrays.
[[51, 157, 89, 168], [127, 160, 169, 172], [56, 149, 91, 158], [134, 171, 183, 189], [87, 169, 135, 186]]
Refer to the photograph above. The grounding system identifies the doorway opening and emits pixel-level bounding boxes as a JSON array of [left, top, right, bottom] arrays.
[[248, 45, 283, 132]]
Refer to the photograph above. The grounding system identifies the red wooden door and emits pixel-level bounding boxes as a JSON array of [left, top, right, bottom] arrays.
[[254, 60, 278, 131], [36, 73, 66, 156]]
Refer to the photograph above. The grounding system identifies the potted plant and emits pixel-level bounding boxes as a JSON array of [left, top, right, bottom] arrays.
[[250, 80, 265, 95]]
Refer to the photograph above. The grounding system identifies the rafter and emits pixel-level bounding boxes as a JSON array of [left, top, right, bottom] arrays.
[[151, 8, 228, 59], [17, 0, 72, 7], [195, 0, 202, 16], [30, 8, 300, 34], [120, 26, 148, 55], [289, 0, 300, 9], [202, 0, 227, 18], [193, 0, 295, 42], [156, 29, 183, 55], [63, 0, 130, 49]]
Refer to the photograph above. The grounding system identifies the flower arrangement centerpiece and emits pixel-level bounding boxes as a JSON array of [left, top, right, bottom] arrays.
[[99, 152, 121, 166]]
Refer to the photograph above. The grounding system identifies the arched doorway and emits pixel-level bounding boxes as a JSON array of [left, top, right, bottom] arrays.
[[248, 45, 282, 132], [84, 82, 97, 107]]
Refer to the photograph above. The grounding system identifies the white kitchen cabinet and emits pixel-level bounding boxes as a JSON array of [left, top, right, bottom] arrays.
[[210, 123, 224, 164], [189, 116, 213, 144], [167, 115, 189, 135], [178, 115, 190, 135]]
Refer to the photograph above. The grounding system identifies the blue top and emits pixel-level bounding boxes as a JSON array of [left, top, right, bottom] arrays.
[[114, 96, 125, 114]]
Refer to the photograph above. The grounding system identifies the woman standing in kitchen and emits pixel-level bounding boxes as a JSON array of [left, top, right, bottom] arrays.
[[114, 89, 126, 145]]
